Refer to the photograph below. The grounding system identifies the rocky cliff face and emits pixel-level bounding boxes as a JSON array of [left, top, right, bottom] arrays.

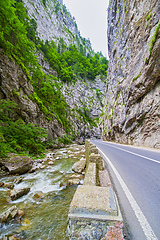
[[101, 0, 160, 148], [23, 0, 83, 47], [0, 0, 105, 143], [62, 78, 106, 141], [0, 49, 64, 140]]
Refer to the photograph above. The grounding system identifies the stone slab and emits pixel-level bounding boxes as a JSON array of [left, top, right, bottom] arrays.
[[83, 163, 96, 186], [89, 153, 104, 170], [69, 185, 120, 220]]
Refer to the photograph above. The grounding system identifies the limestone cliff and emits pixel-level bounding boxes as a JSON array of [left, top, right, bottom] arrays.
[[101, 0, 160, 148], [0, 0, 105, 144], [23, 0, 91, 49]]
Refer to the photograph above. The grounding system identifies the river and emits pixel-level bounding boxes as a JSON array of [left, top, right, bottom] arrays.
[[0, 144, 85, 240]]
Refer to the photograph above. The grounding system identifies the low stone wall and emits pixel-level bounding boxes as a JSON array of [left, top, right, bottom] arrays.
[[68, 139, 124, 239]]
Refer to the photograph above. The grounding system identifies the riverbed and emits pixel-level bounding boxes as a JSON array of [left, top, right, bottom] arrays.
[[0, 144, 85, 240]]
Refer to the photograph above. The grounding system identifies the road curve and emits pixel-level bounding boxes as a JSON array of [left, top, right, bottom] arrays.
[[91, 140, 160, 240]]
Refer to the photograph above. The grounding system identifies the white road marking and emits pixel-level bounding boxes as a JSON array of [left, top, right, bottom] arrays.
[[102, 142, 160, 164], [97, 147, 158, 240]]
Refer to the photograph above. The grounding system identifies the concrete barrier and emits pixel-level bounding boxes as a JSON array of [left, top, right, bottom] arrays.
[[68, 139, 124, 240], [83, 163, 97, 186]]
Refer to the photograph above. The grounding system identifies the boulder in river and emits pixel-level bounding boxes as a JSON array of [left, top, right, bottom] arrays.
[[72, 158, 86, 173], [0, 206, 18, 223], [10, 187, 30, 201], [14, 176, 23, 184], [3, 182, 14, 189], [33, 191, 43, 201], [2, 155, 33, 175]]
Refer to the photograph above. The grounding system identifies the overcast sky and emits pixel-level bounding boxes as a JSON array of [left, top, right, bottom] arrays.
[[63, 0, 109, 58]]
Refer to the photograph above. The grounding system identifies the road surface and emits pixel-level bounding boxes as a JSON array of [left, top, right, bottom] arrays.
[[91, 140, 160, 240]]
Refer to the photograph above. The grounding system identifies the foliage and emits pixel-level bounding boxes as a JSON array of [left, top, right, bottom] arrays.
[[0, 100, 47, 158], [146, 12, 152, 21], [132, 69, 142, 82], [149, 22, 160, 54], [0, 0, 37, 67], [77, 106, 97, 127], [40, 41, 108, 82], [0, 0, 109, 154], [31, 72, 72, 132]]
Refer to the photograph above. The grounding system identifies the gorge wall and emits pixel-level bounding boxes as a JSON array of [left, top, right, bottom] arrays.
[[0, 0, 106, 146], [101, 0, 160, 148]]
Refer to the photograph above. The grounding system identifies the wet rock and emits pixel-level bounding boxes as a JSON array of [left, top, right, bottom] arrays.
[[67, 178, 81, 185], [61, 173, 84, 187], [39, 165, 46, 169], [36, 159, 44, 163], [28, 166, 38, 173], [0, 182, 4, 187], [72, 158, 86, 173], [10, 187, 30, 201], [48, 161, 55, 165], [2, 156, 33, 175], [29, 162, 44, 172], [14, 176, 23, 184], [3, 183, 14, 189], [33, 191, 43, 201], [0, 206, 18, 223]]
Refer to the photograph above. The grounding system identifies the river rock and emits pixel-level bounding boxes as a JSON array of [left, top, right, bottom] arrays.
[[3, 183, 14, 190], [33, 191, 43, 201], [3, 156, 33, 175], [14, 176, 23, 184], [67, 173, 84, 185], [72, 158, 86, 173], [67, 178, 81, 185], [39, 165, 46, 169], [0, 206, 18, 223], [10, 187, 30, 201], [48, 161, 55, 165], [0, 182, 4, 187]]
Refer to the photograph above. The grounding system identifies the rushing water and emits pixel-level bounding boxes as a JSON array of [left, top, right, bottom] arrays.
[[0, 145, 84, 239]]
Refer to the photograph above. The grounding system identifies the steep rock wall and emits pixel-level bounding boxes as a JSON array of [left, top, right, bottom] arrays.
[[23, 0, 80, 46], [0, 49, 64, 140], [101, 0, 160, 148], [62, 78, 106, 141]]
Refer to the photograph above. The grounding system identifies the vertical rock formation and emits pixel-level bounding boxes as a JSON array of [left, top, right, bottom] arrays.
[[101, 0, 160, 148], [23, 0, 79, 46]]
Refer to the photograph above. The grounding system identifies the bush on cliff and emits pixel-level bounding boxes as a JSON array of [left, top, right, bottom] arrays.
[[0, 100, 47, 158]]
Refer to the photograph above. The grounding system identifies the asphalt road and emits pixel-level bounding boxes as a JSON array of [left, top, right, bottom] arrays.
[[91, 140, 160, 240]]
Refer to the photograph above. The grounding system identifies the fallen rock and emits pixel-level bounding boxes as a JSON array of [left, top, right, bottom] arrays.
[[3, 183, 14, 189], [39, 165, 46, 169], [3, 156, 33, 175], [48, 161, 55, 165], [67, 178, 81, 185], [0, 182, 4, 187], [10, 187, 30, 201], [0, 206, 18, 223], [14, 176, 23, 184], [33, 191, 43, 201], [72, 158, 86, 173], [61, 173, 84, 187]]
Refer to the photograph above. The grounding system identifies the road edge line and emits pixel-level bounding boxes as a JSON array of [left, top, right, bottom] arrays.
[[97, 147, 158, 240]]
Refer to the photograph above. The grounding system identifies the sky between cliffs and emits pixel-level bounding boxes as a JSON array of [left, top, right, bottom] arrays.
[[63, 0, 109, 58]]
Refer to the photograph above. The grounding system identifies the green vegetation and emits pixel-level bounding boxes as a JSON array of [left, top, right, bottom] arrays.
[[132, 69, 142, 82], [0, 100, 47, 158], [146, 12, 152, 21], [149, 22, 160, 54], [0, 0, 108, 156]]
